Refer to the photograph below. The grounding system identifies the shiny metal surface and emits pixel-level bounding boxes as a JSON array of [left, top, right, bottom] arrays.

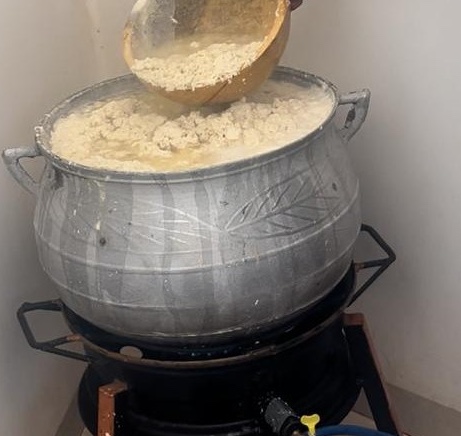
[[3, 67, 370, 343]]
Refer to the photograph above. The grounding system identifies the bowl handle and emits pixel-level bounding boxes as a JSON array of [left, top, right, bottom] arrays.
[[338, 89, 371, 143], [2, 146, 41, 196]]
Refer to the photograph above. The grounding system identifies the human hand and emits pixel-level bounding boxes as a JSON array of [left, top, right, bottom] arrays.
[[290, 0, 303, 10]]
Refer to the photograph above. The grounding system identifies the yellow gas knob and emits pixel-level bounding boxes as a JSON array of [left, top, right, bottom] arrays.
[[300, 414, 320, 436]]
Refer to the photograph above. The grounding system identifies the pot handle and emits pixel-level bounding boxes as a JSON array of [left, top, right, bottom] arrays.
[[2, 146, 41, 196], [338, 89, 371, 143], [17, 300, 90, 363], [350, 224, 396, 305]]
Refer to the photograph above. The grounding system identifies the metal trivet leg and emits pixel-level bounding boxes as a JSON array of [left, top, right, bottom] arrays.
[[98, 380, 128, 436], [344, 313, 403, 436]]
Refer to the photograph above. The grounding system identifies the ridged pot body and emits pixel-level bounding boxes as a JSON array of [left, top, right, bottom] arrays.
[[22, 68, 366, 343]]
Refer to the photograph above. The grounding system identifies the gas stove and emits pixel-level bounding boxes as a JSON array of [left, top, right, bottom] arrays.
[[17, 225, 400, 436]]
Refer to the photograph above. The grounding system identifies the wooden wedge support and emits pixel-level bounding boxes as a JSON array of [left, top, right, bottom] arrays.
[[98, 380, 128, 436]]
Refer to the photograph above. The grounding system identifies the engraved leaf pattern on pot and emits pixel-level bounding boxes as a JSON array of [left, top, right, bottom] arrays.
[[225, 169, 340, 239], [127, 203, 217, 255]]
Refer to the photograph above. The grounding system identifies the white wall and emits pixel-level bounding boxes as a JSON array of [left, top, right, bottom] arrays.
[[0, 1, 101, 435], [283, 0, 461, 412], [83, 0, 134, 79], [0, 1, 138, 433]]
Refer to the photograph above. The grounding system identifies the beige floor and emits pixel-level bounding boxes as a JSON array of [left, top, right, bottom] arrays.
[[82, 411, 376, 435]]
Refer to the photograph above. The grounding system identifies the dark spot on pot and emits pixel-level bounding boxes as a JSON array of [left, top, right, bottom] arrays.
[[52, 170, 63, 189], [99, 237, 107, 246], [332, 183, 338, 191]]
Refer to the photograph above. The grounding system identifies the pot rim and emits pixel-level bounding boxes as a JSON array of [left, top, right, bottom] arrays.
[[34, 66, 339, 184]]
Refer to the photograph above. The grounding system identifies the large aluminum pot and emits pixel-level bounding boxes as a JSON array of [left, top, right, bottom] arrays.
[[3, 67, 370, 344]]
